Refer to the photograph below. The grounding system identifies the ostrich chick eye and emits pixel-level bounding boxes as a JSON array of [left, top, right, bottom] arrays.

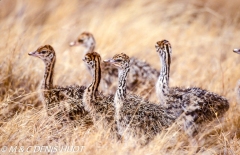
[[41, 51, 47, 54], [114, 59, 122, 62]]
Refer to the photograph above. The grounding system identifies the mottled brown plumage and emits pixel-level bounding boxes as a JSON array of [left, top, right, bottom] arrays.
[[70, 32, 159, 97], [82, 52, 119, 138], [105, 53, 177, 144], [155, 40, 229, 136], [29, 45, 92, 127]]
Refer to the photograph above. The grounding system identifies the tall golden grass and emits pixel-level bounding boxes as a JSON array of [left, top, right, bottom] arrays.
[[1, 0, 240, 154]]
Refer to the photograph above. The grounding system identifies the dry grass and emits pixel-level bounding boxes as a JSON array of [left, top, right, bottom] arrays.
[[1, 0, 240, 154]]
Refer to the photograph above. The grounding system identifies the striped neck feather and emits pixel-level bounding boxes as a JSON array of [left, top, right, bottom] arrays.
[[116, 67, 129, 102], [85, 57, 101, 103], [42, 57, 55, 90], [156, 49, 171, 102]]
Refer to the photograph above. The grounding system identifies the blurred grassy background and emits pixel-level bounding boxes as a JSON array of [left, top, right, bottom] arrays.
[[0, 0, 240, 154]]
